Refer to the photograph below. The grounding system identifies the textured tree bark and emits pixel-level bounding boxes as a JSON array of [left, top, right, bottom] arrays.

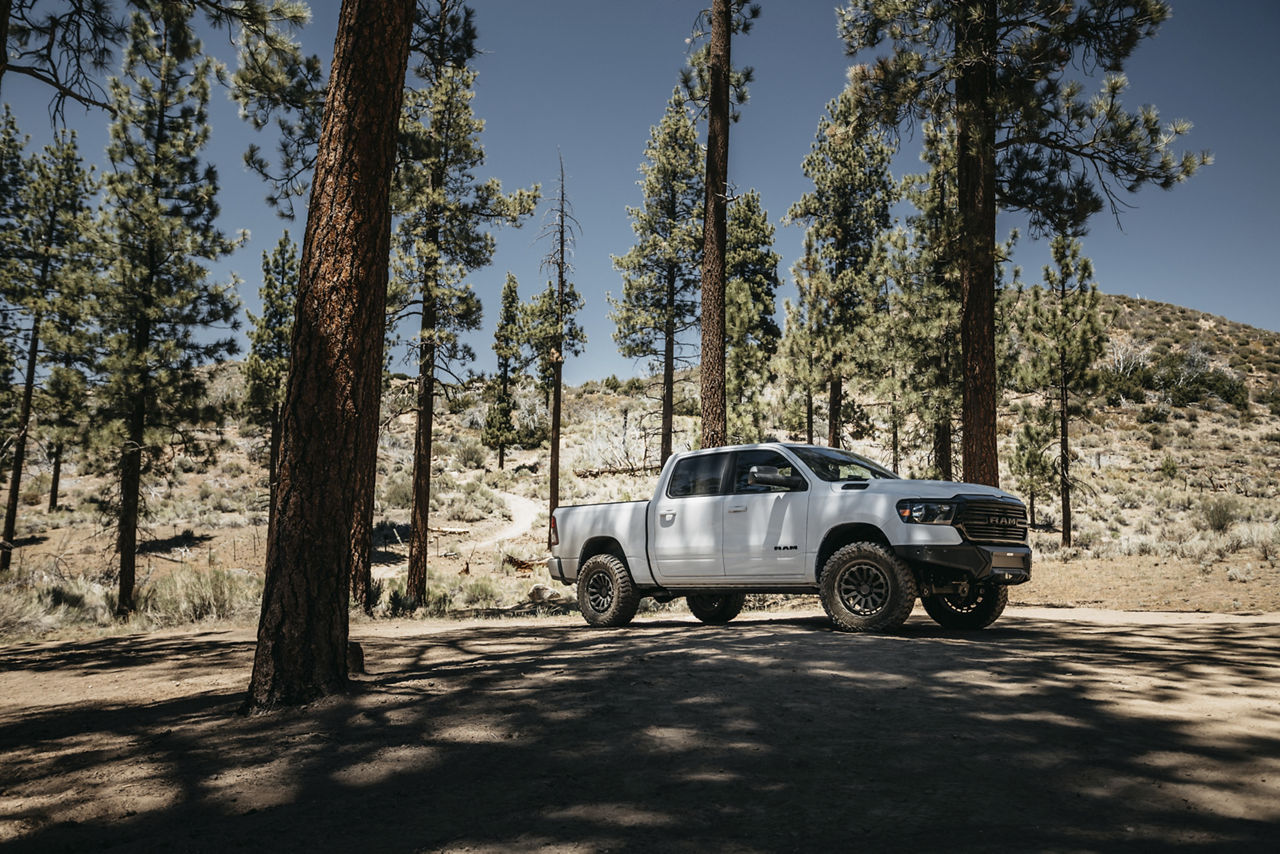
[[1059, 351, 1072, 547], [406, 302, 436, 603], [661, 268, 676, 465], [699, 0, 730, 450], [246, 0, 412, 712], [827, 376, 842, 448], [116, 379, 147, 616], [48, 442, 62, 512], [956, 0, 1000, 487], [933, 418, 953, 482]]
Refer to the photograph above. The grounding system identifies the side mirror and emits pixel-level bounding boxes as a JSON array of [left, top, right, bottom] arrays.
[[748, 465, 806, 491]]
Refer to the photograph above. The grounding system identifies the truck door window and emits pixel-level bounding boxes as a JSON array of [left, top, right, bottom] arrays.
[[667, 453, 729, 497], [733, 450, 805, 493]]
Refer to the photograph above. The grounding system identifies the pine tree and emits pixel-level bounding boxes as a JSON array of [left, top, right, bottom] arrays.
[[1020, 234, 1104, 546], [532, 154, 584, 528], [611, 89, 703, 465], [95, 8, 242, 614], [0, 106, 27, 566], [893, 122, 964, 479], [1010, 415, 1055, 529], [787, 86, 896, 448], [2, 122, 97, 574], [482, 273, 524, 469], [244, 231, 298, 518], [686, 0, 759, 449], [724, 189, 780, 443], [775, 236, 826, 444], [840, 0, 1209, 486], [248, 0, 414, 712], [390, 27, 538, 604]]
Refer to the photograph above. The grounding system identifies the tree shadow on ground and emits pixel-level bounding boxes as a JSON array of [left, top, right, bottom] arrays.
[[136, 531, 213, 555], [2, 611, 1278, 852]]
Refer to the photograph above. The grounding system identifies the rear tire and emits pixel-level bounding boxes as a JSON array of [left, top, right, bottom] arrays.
[[921, 582, 1008, 630], [686, 592, 746, 625], [577, 554, 640, 627], [819, 542, 917, 633]]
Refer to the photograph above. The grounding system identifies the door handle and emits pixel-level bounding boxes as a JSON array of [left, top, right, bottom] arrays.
[[660, 510, 676, 520], [727, 504, 746, 513]]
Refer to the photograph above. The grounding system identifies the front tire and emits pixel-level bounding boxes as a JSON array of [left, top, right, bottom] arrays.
[[686, 592, 746, 625], [921, 582, 1008, 630], [577, 554, 640, 627], [819, 542, 917, 633]]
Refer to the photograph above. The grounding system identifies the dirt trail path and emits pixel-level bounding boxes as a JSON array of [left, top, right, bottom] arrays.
[[477, 491, 542, 550], [2, 607, 1278, 852]]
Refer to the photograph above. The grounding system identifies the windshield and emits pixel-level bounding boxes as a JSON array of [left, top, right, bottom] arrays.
[[787, 445, 899, 482]]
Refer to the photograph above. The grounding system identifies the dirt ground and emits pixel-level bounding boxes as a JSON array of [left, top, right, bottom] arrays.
[[2, 606, 1279, 852]]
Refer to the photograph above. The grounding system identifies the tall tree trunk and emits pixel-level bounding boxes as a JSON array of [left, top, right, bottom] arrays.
[[661, 269, 676, 466], [116, 382, 147, 616], [827, 376, 842, 448], [547, 155, 570, 538], [349, 392, 376, 611], [48, 442, 62, 512], [548, 356, 562, 544], [247, 0, 412, 712], [1059, 352, 1072, 547], [699, 0, 730, 450], [267, 403, 281, 527], [1, 311, 40, 575], [118, 289, 151, 614], [804, 388, 813, 445], [934, 417, 954, 481], [407, 305, 437, 603], [956, 0, 1000, 487]]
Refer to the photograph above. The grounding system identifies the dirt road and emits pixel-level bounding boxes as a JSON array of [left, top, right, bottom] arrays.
[[2, 607, 1278, 852]]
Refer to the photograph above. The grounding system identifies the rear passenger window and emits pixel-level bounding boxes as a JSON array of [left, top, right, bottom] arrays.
[[667, 454, 728, 498]]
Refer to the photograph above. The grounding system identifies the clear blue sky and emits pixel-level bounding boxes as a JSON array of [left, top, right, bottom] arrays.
[[8, 0, 1278, 386]]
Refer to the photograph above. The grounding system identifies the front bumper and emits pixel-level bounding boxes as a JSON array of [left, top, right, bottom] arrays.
[[895, 543, 1032, 584]]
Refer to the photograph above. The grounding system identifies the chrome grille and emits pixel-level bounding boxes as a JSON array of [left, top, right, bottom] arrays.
[[956, 500, 1028, 545]]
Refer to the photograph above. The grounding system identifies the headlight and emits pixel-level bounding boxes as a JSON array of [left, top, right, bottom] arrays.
[[897, 500, 956, 525]]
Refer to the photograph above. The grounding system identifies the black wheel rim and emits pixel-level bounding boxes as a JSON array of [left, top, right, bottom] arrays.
[[690, 595, 723, 611], [586, 570, 615, 613], [836, 562, 890, 616], [943, 588, 984, 614]]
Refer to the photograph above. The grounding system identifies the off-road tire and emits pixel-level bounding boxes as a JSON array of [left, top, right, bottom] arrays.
[[686, 592, 747, 625], [921, 582, 1008, 630], [819, 542, 917, 633], [577, 554, 640, 627]]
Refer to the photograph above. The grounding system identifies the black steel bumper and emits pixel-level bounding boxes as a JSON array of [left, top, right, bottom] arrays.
[[895, 543, 1032, 584]]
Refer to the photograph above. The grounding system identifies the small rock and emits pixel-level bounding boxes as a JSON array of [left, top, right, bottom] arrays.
[[529, 584, 562, 604]]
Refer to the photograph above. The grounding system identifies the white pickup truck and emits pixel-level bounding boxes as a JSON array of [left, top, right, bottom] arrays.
[[548, 443, 1031, 632]]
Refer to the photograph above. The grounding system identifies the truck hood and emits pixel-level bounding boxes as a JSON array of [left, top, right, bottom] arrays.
[[828, 478, 1022, 503]]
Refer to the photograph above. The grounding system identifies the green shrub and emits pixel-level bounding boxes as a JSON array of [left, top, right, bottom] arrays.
[[1159, 456, 1178, 479], [454, 440, 487, 470], [1200, 497, 1240, 534]]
